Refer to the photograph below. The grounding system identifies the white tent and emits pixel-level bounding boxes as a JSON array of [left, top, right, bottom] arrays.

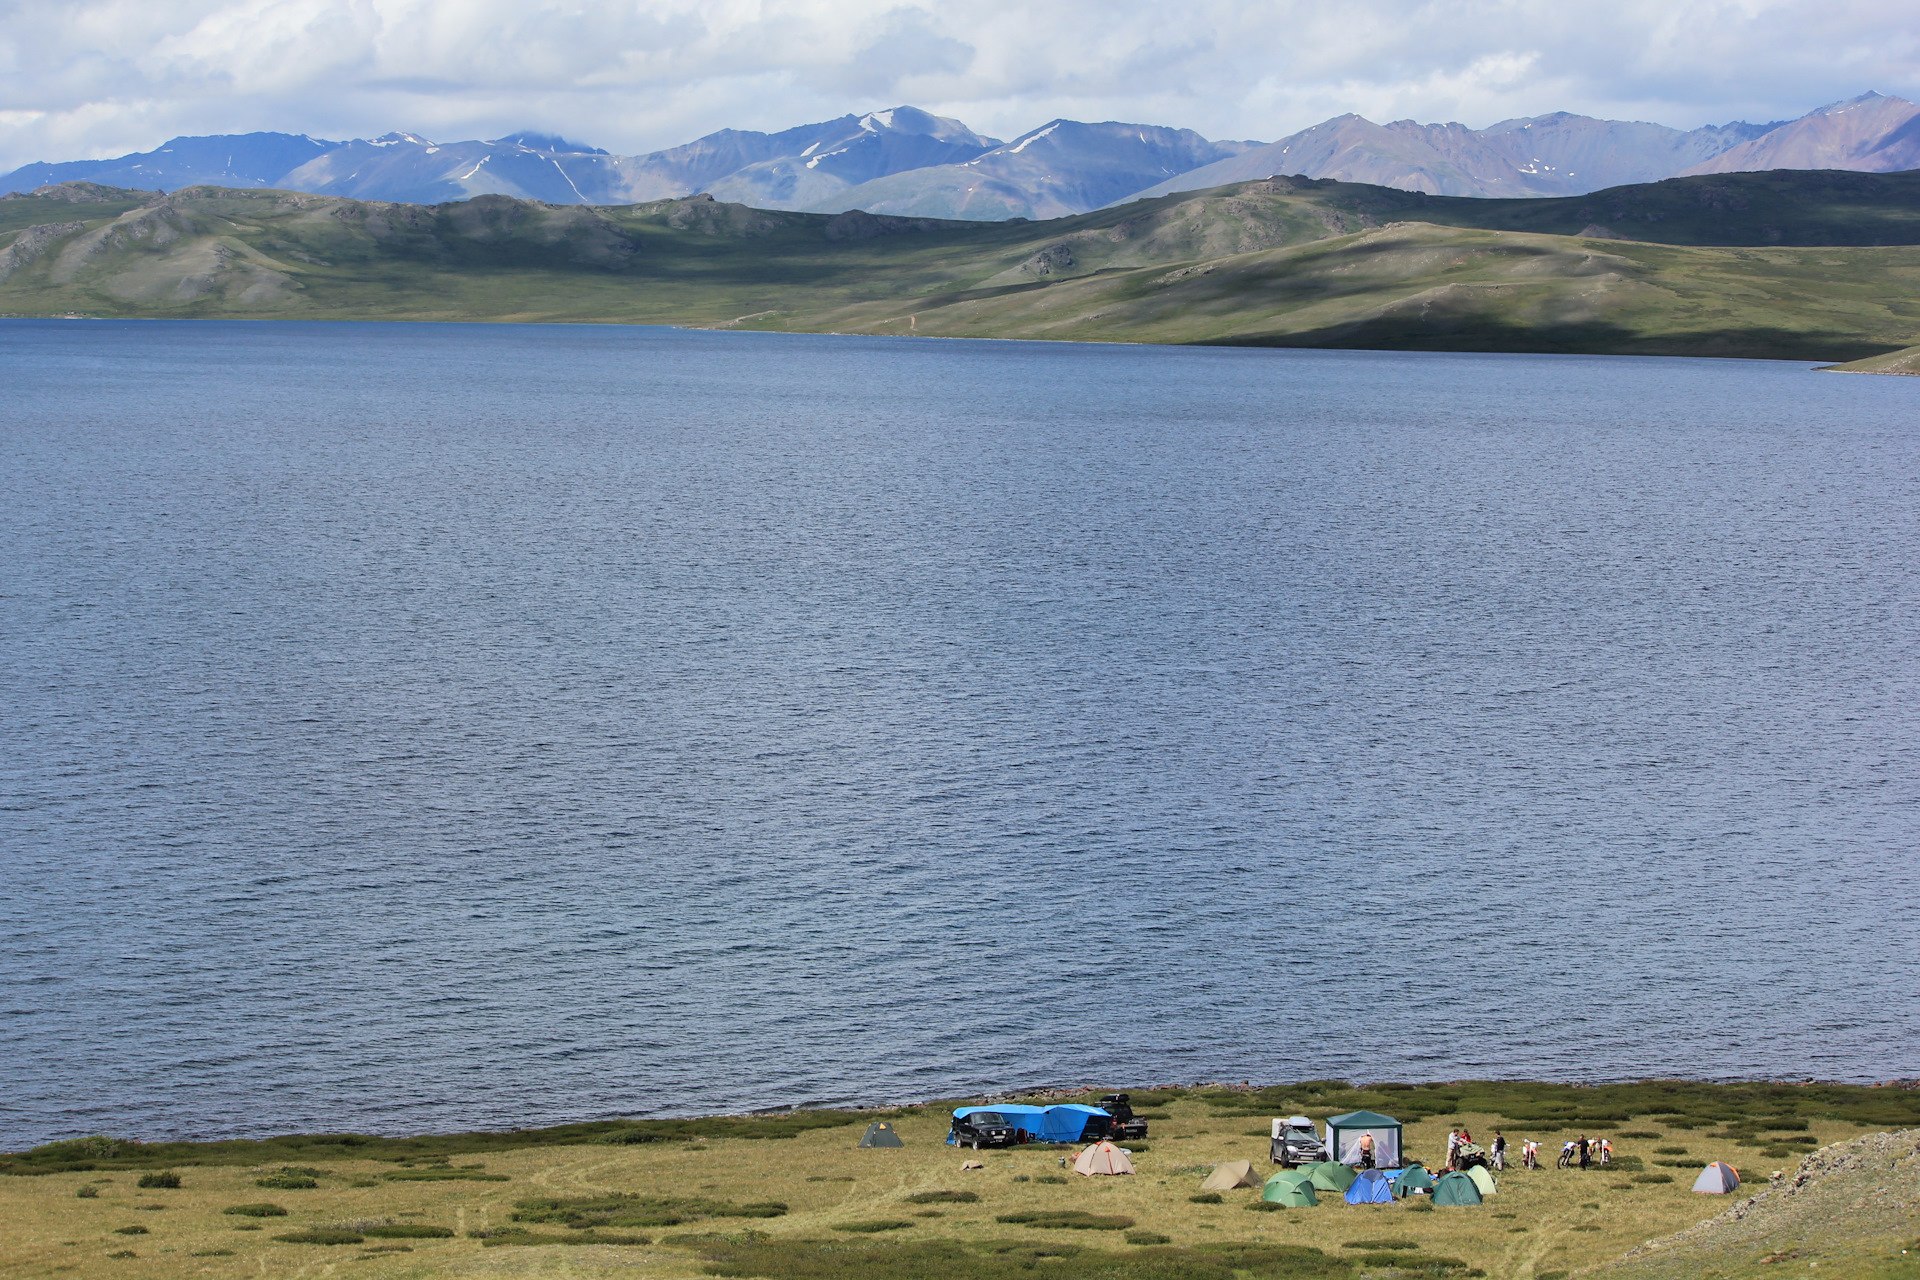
[[1692, 1161, 1741, 1194], [1073, 1141, 1135, 1176]]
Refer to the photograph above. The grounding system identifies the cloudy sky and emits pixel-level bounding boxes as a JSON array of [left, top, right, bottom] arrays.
[[1, 0, 1916, 168]]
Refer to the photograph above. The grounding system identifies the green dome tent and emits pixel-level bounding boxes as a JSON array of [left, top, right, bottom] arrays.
[[1465, 1164, 1497, 1197], [1392, 1163, 1435, 1197], [1261, 1170, 1319, 1207], [1325, 1110, 1404, 1168], [1306, 1160, 1357, 1193], [1431, 1171, 1484, 1206], [858, 1121, 904, 1148]]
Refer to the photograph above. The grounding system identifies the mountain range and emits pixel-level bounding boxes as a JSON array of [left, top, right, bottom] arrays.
[[4, 93, 1917, 220]]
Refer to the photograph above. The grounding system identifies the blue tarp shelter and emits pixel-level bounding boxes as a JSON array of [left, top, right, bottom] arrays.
[[1039, 1104, 1111, 1143], [1344, 1169, 1395, 1205]]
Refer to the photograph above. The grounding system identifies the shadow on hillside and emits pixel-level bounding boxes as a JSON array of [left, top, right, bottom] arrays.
[[1204, 317, 1900, 362]]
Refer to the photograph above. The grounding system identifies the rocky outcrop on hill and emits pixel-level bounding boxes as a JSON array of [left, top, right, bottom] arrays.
[[1610, 1129, 1920, 1276]]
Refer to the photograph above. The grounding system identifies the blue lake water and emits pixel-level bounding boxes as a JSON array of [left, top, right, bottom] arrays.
[[1, 319, 1917, 1149]]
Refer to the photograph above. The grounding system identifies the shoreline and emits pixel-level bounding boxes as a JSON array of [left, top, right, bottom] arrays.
[[8, 1076, 1918, 1163]]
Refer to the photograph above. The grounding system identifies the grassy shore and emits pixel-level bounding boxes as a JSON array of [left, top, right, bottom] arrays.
[[3, 1081, 1917, 1280]]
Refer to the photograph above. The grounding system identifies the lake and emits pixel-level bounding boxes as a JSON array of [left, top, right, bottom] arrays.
[[1, 320, 1916, 1149]]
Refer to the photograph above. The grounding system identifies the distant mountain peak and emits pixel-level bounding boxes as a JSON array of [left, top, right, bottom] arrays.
[[493, 131, 606, 155], [370, 132, 432, 147]]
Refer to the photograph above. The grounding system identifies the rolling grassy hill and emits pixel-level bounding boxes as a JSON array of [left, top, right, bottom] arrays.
[[4, 170, 1919, 360]]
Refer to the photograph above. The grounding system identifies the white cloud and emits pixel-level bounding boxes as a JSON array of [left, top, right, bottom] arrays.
[[0, 0, 1915, 170]]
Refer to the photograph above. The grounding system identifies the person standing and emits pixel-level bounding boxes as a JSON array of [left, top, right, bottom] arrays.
[[1577, 1135, 1591, 1170], [1444, 1129, 1460, 1170], [1491, 1131, 1507, 1171], [1358, 1131, 1376, 1169]]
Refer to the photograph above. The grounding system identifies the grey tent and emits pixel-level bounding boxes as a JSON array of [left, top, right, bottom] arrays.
[[859, 1121, 905, 1148], [1201, 1160, 1262, 1191], [1691, 1161, 1740, 1194]]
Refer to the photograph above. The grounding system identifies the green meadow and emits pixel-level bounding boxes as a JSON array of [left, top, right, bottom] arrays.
[[4, 170, 1920, 360], [3, 1081, 1917, 1280]]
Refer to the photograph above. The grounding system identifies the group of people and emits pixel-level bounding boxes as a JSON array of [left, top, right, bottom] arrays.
[[1558, 1135, 1613, 1168], [1441, 1126, 1612, 1171], [1442, 1126, 1504, 1170]]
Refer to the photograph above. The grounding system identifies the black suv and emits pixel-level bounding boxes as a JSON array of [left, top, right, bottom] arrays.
[[949, 1110, 1023, 1149]]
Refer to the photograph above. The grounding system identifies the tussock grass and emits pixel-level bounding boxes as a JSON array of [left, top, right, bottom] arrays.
[[135, 1171, 180, 1189], [273, 1227, 364, 1244], [903, 1190, 978, 1204], [475, 1227, 652, 1247], [692, 1237, 1349, 1279], [1, 1109, 867, 1174], [379, 1164, 508, 1182], [360, 1222, 454, 1238], [832, 1219, 915, 1232], [221, 1202, 287, 1216], [510, 1191, 787, 1228], [995, 1209, 1135, 1230]]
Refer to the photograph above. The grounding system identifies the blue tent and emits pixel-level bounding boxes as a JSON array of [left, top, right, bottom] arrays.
[[1039, 1104, 1112, 1143], [1344, 1169, 1395, 1205], [947, 1105, 1048, 1143]]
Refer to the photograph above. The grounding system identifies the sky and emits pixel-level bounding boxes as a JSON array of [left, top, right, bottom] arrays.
[[1, 0, 1917, 170]]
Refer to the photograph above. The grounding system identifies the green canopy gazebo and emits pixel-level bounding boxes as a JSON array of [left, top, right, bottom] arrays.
[[1325, 1109, 1404, 1168]]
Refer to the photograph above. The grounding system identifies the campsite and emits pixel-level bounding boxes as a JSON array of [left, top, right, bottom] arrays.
[[1, 1080, 1916, 1280]]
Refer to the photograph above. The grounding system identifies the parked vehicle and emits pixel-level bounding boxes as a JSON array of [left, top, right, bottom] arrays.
[[1097, 1094, 1149, 1142], [947, 1107, 1029, 1149], [1271, 1116, 1328, 1167]]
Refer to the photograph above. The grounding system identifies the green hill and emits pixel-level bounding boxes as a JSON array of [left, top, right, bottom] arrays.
[[3, 171, 1919, 360], [1822, 342, 1920, 374]]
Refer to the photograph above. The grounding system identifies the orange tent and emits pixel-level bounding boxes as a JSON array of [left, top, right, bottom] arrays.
[[1073, 1141, 1135, 1176]]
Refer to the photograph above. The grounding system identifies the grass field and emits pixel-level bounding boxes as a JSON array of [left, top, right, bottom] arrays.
[[4, 171, 1920, 360], [3, 1082, 1917, 1280]]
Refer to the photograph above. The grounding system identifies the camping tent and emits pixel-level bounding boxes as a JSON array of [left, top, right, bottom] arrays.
[[859, 1121, 904, 1148], [1465, 1164, 1497, 1197], [1431, 1171, 1483, 1206], [1306, 1160, 1357, 1193], [1040, 1104, 1113, 1143], [1344, 1169, 1395, 1205], [1325, 1110, 1404, 1168], [1073, 1141, 1134, 1176], [1692, 1162, 1741, 1194], [1261, 1171, 1319, 1206], [1201, 1160, 1262, 1191], [1392, 1163, 1436, 1197]]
